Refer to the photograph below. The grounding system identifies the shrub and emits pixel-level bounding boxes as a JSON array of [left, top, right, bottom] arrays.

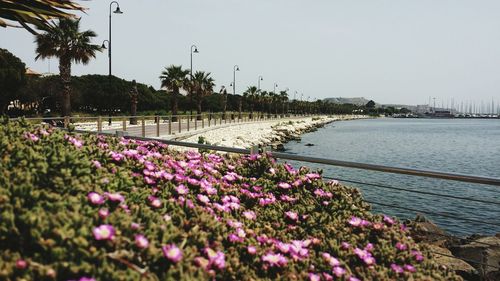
[[0, 118, 459, 280]]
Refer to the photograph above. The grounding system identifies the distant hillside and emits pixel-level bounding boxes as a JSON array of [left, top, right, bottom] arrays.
[[323, 97, 371, 106]]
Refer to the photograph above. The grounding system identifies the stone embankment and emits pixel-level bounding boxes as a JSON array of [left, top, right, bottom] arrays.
[[180, 115, 367, 149], [409, 216, 500, 281]]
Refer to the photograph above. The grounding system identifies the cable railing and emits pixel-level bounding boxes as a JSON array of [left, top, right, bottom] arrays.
[[28, 128, 500, 275]]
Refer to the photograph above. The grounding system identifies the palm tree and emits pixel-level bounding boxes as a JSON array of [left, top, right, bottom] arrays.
[[159, 65, 189, 121], [191, 71, 215, 120], [279, 90, 289, 115], [0, 0, 83, 34], [35, 18, 101, 117], [242, 86, 258, 118]]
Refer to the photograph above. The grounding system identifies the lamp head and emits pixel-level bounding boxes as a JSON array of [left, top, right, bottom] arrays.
[[113, 6, 123, 14], [236, 66, 240, 71], [194, 48, 199, 53], [101, 43, 107, 49]]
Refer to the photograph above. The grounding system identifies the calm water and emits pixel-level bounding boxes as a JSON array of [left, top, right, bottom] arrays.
[[284, 118, 500, 236]]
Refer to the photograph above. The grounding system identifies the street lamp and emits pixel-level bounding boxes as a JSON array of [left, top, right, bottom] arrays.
[[101, 40, 109, 49], [190, 45, 199, 78], [108, 1, 123, 77], [233, 65, 240, 95], [258, 75, 263, 92]]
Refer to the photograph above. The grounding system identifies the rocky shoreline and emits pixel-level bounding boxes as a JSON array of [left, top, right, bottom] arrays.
[[409, 216, 500, 281], [180, 115, 368, 149]]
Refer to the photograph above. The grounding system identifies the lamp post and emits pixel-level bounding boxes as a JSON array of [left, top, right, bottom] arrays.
[[233, 65, 240, 95], [258, 75, 263, 92], [108, 1, 123, 77], [190, 45, 199, 78]]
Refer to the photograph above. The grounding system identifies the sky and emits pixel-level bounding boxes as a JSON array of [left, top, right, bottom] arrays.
[[1, 0, 500, 106]]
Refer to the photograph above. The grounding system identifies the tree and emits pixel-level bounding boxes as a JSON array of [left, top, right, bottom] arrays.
[[0, 48, 26, 114], [242, 86, 258, 118], [279, 90, 289, 114], [191, 71, 215, 120], [366, 100, 376, 108], [35, 18, 101, 117], [0, 0, 84, 34], [159, 65, 189, 121]]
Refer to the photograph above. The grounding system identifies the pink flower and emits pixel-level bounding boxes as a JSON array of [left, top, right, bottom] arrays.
[[148, 196, 162, 208], [92, 160, 102, 169], [333, 266, 346, 277], [134, 234, 149, 249], [348, 216, 362, 227], [349, 277, 361, 281], [247, 246, 257, 255], [243, 210, 256, 220], [98, 208, 109, 219], [404, 264, 416, 272], [15, 259, 28, 269], [87, 192, 105, 205], [25, 132, 39, 142], [162, 244, 183, 263], [285, 211, 299, 221], [278, 182, 291, 189], [131, 222, 140, 230], [197, 194, 210, 204], [175, 184, 189, 195], [309, 273, 321, 281], [262, 252, 288, 267], [391, 263, 404, 274], [92, 224, 115, 241], [383, 215, 395, 225], [106, 192, 124, 203], [396, 242, 407, 251]]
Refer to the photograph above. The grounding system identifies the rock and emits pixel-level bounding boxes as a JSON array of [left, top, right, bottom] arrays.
[[451, 236, 500, 280], [275, 144, 285, 151], [427, 244, 477, 280], [305, 143, 315, 147]]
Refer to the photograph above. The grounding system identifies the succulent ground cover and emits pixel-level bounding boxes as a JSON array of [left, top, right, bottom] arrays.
[[0, 119, 460, 280]]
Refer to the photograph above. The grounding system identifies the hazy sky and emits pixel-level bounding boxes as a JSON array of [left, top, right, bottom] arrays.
[[1, 0, 500, 105]]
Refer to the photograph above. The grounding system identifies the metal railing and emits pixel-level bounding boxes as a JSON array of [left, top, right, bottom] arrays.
[[13, 112, 324, 138]]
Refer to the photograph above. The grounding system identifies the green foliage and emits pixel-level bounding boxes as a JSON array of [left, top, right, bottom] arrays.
[[0, 48, 26, 113], [0, 120, 460, 280]]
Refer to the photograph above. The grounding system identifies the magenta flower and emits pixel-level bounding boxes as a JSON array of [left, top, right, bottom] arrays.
[[15, 259, 28, 269], [98, 208, 109, 219], [309, 273, 321, 281], [396, 242, 407, 251], [92, 160, 102, 169], [391, 263, 404, 274], [78, 277, 96, 281], [383, 215, 395, 225], [404, 264, 416, 272], [87, 192, 105, 205], [106, 192, 124, 203], [162, 244, 183, 263], [92, 224, 115, 241], [134, 234, 149, 249], [349, 277, 361, 281], [243, 210, 256, 220], [278, 182, 292, 189], [262, 252, 288, 267], [285, 211, 299, 221], [333, 266, 346, 277], [348, 216, 362, 227], [247, 246, 257, 255], [148, 196, 162, 208], [197, 194, 210, 204], [175, 184, 189, 195]]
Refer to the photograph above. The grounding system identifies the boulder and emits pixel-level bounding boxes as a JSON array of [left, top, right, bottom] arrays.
[[451, 236, 500, 281], [427, 244, 477, 280]]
